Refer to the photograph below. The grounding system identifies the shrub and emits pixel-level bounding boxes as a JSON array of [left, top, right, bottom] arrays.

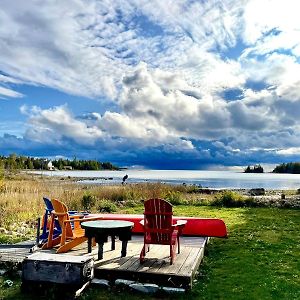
[[243, 196, 259, 207], [108, 187, 142, 202], [185, 185, 202, 193], [212, 191, 262, 208], [212, 191, 245, 207], [164, 191, 186, 205], [110, 191, 126, 202], [124, 199, 140, 208], [96, 199, 117, 213], [81, 193, 96, 210]]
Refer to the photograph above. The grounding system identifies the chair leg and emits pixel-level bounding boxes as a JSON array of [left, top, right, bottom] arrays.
[[41, 236, 61, 249], [41, 213, 48, 238], [140, 245, 146, 263], [170, 245, 174, 265], [45, 213, 55, 248], [60, 221, 67, 247], [170, 241, 178, 265]]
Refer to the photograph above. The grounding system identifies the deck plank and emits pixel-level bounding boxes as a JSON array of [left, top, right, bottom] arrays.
[[158, 246, 192, 275], [178, 247, 203, 276], [145, 245, 172, 273]]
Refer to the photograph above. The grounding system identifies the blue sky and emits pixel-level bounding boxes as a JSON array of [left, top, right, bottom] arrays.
[[1, 0, 300, 170]]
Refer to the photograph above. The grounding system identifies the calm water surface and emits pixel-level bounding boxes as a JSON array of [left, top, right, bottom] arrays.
[[31, 170, 300, 190]]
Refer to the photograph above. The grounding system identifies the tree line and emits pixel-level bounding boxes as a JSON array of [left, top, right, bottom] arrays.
[[272, 162, 300, 174], [244, 164, 264, 173], [244, 162, 300, 174], [0, 154, 119, 171]]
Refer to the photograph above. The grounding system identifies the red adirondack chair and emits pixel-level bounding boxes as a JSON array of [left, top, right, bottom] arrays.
[[140, 198, 187, 265]]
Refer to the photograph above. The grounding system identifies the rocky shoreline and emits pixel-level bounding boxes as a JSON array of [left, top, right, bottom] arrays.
[[23, 173, 300, 209], [195, 187, 300, 208]]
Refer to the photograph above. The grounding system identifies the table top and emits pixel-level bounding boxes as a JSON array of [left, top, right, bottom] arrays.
[[81, 220, 134, 230]]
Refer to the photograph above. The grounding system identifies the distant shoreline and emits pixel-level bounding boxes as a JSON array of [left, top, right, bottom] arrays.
[[23, 169, 300, 190]]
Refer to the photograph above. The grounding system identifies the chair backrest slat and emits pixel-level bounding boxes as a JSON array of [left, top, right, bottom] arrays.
[[52, 199, 74, 238], [144, 198, 173, 243]]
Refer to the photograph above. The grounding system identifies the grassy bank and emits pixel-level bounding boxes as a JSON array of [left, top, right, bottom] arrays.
[[0, 175, 299, 299], [1, 206, 299, 299]]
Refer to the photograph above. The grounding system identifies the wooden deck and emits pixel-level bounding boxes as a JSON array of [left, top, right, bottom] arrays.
[[0, 240, 35, 263], [0, 236, 207, 289]]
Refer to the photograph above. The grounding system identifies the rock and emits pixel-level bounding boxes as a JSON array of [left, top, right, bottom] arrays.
[[162, 286, 186, 294], [4, 279, 13, 287], [0, 227, 8, 234], [249, 188, 265, 196], [18, 226, 27, 234], [129, 283, 159, 294], [91, 278, 110, 288], [197, 188, 219, 194], [115, 279, 135, 287]]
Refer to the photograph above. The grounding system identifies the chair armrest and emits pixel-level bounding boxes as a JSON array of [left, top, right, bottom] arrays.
[[80, 216, 103, 222], [172, 220, 187, 234], [175, 220, 187, 226], [53, 212, 68, 216], [63, 216, 103, 224]]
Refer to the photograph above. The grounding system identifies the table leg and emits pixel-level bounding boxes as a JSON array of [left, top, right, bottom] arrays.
[[87, 237, 92, 253], [111, 235, 115, 251], [98, 242, 104, 260], [121, 240, 128, 257]]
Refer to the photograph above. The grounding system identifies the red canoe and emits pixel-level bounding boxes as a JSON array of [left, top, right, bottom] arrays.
[[89, 213, 228, 238]]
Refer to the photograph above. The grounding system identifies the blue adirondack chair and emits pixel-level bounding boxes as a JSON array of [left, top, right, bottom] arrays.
[[39, 197, 62, 245]]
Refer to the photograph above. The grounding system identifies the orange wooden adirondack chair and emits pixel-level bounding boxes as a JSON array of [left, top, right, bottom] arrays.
[[42, 199, 101, 253], [140, 198, 187, 265]]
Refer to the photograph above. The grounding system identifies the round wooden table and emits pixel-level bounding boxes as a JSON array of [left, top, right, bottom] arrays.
[[81, 220, 134, 260]]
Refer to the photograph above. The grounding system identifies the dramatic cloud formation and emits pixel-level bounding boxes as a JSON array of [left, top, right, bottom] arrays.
[[0, 0, 300, 168]]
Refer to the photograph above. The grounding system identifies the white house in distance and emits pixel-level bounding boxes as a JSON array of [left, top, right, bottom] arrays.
[[47, 161, 54, 170]]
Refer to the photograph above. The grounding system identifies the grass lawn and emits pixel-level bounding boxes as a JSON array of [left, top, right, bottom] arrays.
[[1, 206, 299, 299]]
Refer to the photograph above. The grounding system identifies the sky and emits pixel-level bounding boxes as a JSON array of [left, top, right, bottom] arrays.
[[0, 0, 300, 170]]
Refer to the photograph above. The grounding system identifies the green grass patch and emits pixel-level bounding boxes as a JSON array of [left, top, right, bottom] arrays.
[[183, 207, 300, 300], [119, 205, 300, 299], [1, 206, 299, 299]]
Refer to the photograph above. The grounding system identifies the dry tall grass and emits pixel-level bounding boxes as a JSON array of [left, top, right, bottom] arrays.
[[0, 178, 79, 227], [0, 174, 206, 231]]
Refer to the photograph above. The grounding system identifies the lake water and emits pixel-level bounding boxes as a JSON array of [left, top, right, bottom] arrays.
[[31, 169, 300, 190]]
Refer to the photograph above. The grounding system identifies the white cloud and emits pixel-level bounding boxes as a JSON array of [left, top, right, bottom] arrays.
[[0, 74, 24, 98], [20, 102, 197, 153], [276, 147, 300, 156], [120, 63, 282, 139], [21, 105, 103, 145], [242, 0, 300, 45], [0, 0, 247, 99], [0, 86, 23, 98]]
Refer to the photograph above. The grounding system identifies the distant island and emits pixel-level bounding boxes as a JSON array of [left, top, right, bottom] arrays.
[[0, 154, 119, 171], [272, 162, 300, 174], [244, 162, 300, 174], [244, 164, 264, 173]]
